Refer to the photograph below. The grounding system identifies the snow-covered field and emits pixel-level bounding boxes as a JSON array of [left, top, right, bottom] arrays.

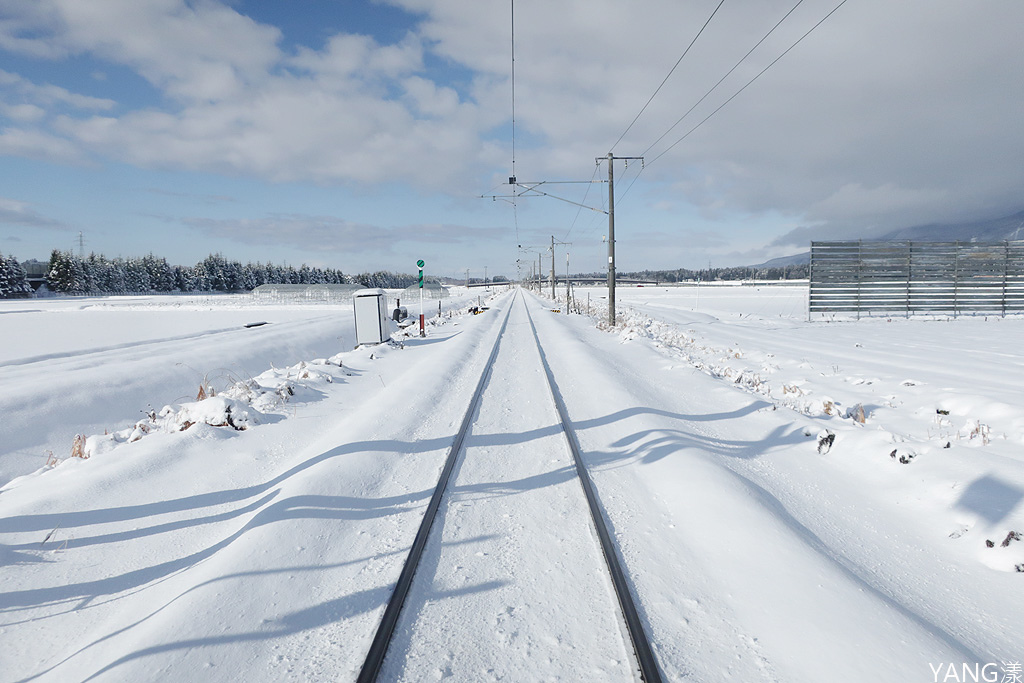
[[1, 284, 1021, 682]]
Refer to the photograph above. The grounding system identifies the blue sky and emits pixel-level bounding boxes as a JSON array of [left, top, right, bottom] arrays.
[[1, 0, 1023, 279]]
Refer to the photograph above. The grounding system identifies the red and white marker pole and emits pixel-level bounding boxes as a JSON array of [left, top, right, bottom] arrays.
[[417, 259, 425, 337]]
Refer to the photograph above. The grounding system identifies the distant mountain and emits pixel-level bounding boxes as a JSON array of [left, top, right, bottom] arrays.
[[751, 209, 1024, 269], [753, 252, 810, 268], [879, 209, 1024, 242]]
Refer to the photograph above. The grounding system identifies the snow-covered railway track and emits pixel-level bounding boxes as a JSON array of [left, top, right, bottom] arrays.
[[358, 289, 664, 682]]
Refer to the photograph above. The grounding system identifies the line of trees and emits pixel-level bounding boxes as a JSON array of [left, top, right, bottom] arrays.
[[352, 271, 420, 289], [44, 251, 351, 295], [0, 251, 33, 298], [35, 250, 428, 297], [618, 263, 809, 282]]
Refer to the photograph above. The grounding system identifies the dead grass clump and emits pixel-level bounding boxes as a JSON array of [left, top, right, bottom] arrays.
[[70, 434, 88, 459]]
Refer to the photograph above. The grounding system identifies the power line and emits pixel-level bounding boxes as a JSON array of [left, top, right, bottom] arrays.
[[512, 193, 521, 247], [648, 0, 851, 168], [563, 163, 601, 241], [510, 0, 519, 245], [616, 0, 847, 205], [510, 0, 517, 183], [641, 0, 806, 158], [573, 163, 613, 241], [617, 0, 807, 206], [610, 0, 726, 153], [610, 158, 648, 212]]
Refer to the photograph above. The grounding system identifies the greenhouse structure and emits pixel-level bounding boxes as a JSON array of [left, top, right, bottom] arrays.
[[401, 282, 450, 300], [251, 283, 366, 303]]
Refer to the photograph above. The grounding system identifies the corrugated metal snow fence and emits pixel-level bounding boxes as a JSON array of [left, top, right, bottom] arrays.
[[809, 240, 1024, 318]]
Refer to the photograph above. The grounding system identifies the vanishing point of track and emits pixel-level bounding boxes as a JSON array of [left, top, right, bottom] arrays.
[[357, 289, 664, 683]]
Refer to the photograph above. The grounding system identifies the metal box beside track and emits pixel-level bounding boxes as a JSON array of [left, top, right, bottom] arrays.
[[353, 288, 392, 345]]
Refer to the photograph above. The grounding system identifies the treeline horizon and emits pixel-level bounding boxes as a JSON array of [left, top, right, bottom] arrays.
[[35, 250, 423, 296], [2, 247, 808, 299], [614, 263, 809, 282], [0, 250, 33, 298]]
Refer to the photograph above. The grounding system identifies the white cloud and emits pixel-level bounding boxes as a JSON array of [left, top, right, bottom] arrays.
[[289, 33, 424, 85], [0, 69, 114, 110], [0, 127, 83, 163], [0, 196, 66, 229], [0, 102, 45, 122], [3, 0, 282, 102], [0, 0, 1021, 252]]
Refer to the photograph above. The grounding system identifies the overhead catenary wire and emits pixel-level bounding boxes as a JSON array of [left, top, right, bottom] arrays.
[[563, 163, 602, 241], [512, 196, 521, 252], [647, 0, 851, 168], [640, 0, 807, 158], [575, 164, 616, 241], [510, 0, 519, 246], [610, 0, 727, 153], [510, 0, 517, 184], [616, 0, 849, 207]]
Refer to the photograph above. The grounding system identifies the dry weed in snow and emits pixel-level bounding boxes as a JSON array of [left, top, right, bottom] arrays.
[[605, 307, 1012, 461], [73, 355, 346, 461], [69, 434, 88, 459]]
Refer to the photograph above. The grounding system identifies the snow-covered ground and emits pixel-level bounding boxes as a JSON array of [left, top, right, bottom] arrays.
[[0, 292, 477, 487], [1, 284, 1021, 682]]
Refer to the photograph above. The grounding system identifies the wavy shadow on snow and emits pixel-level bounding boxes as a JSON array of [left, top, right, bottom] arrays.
[[74, 576, 508, 683], [378, 437, 513, 682], [530, 403, 991, 666], [452, 465, 578, 503], [0, 489, 431, 614], [0, 434, 456, 536], [438, 404, 802, 505], [3, 392, 798, 676], [715, 466, 992, 665], [554, 405, 990, 665], [0, 433, 471, 614], [596, 422, 805, 466], [0, 541, 50, 569], [576, 401, 773, 427], [15, 535, 501, 683]]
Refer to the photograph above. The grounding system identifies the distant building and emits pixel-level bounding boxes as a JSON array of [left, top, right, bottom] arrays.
[[21, 259, 48, 292]]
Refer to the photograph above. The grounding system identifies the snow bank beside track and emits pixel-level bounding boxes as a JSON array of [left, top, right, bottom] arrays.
[[0, 291, 482, 487]]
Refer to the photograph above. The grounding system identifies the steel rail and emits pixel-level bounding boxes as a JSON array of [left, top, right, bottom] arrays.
[[356, 290, 516, 683], [358, 289, 662, 682], [523, 299, 665, 683]]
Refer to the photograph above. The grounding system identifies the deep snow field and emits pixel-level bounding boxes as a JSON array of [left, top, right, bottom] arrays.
[[1, 284, 1022, 682], [0, 292, 480, 488]]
